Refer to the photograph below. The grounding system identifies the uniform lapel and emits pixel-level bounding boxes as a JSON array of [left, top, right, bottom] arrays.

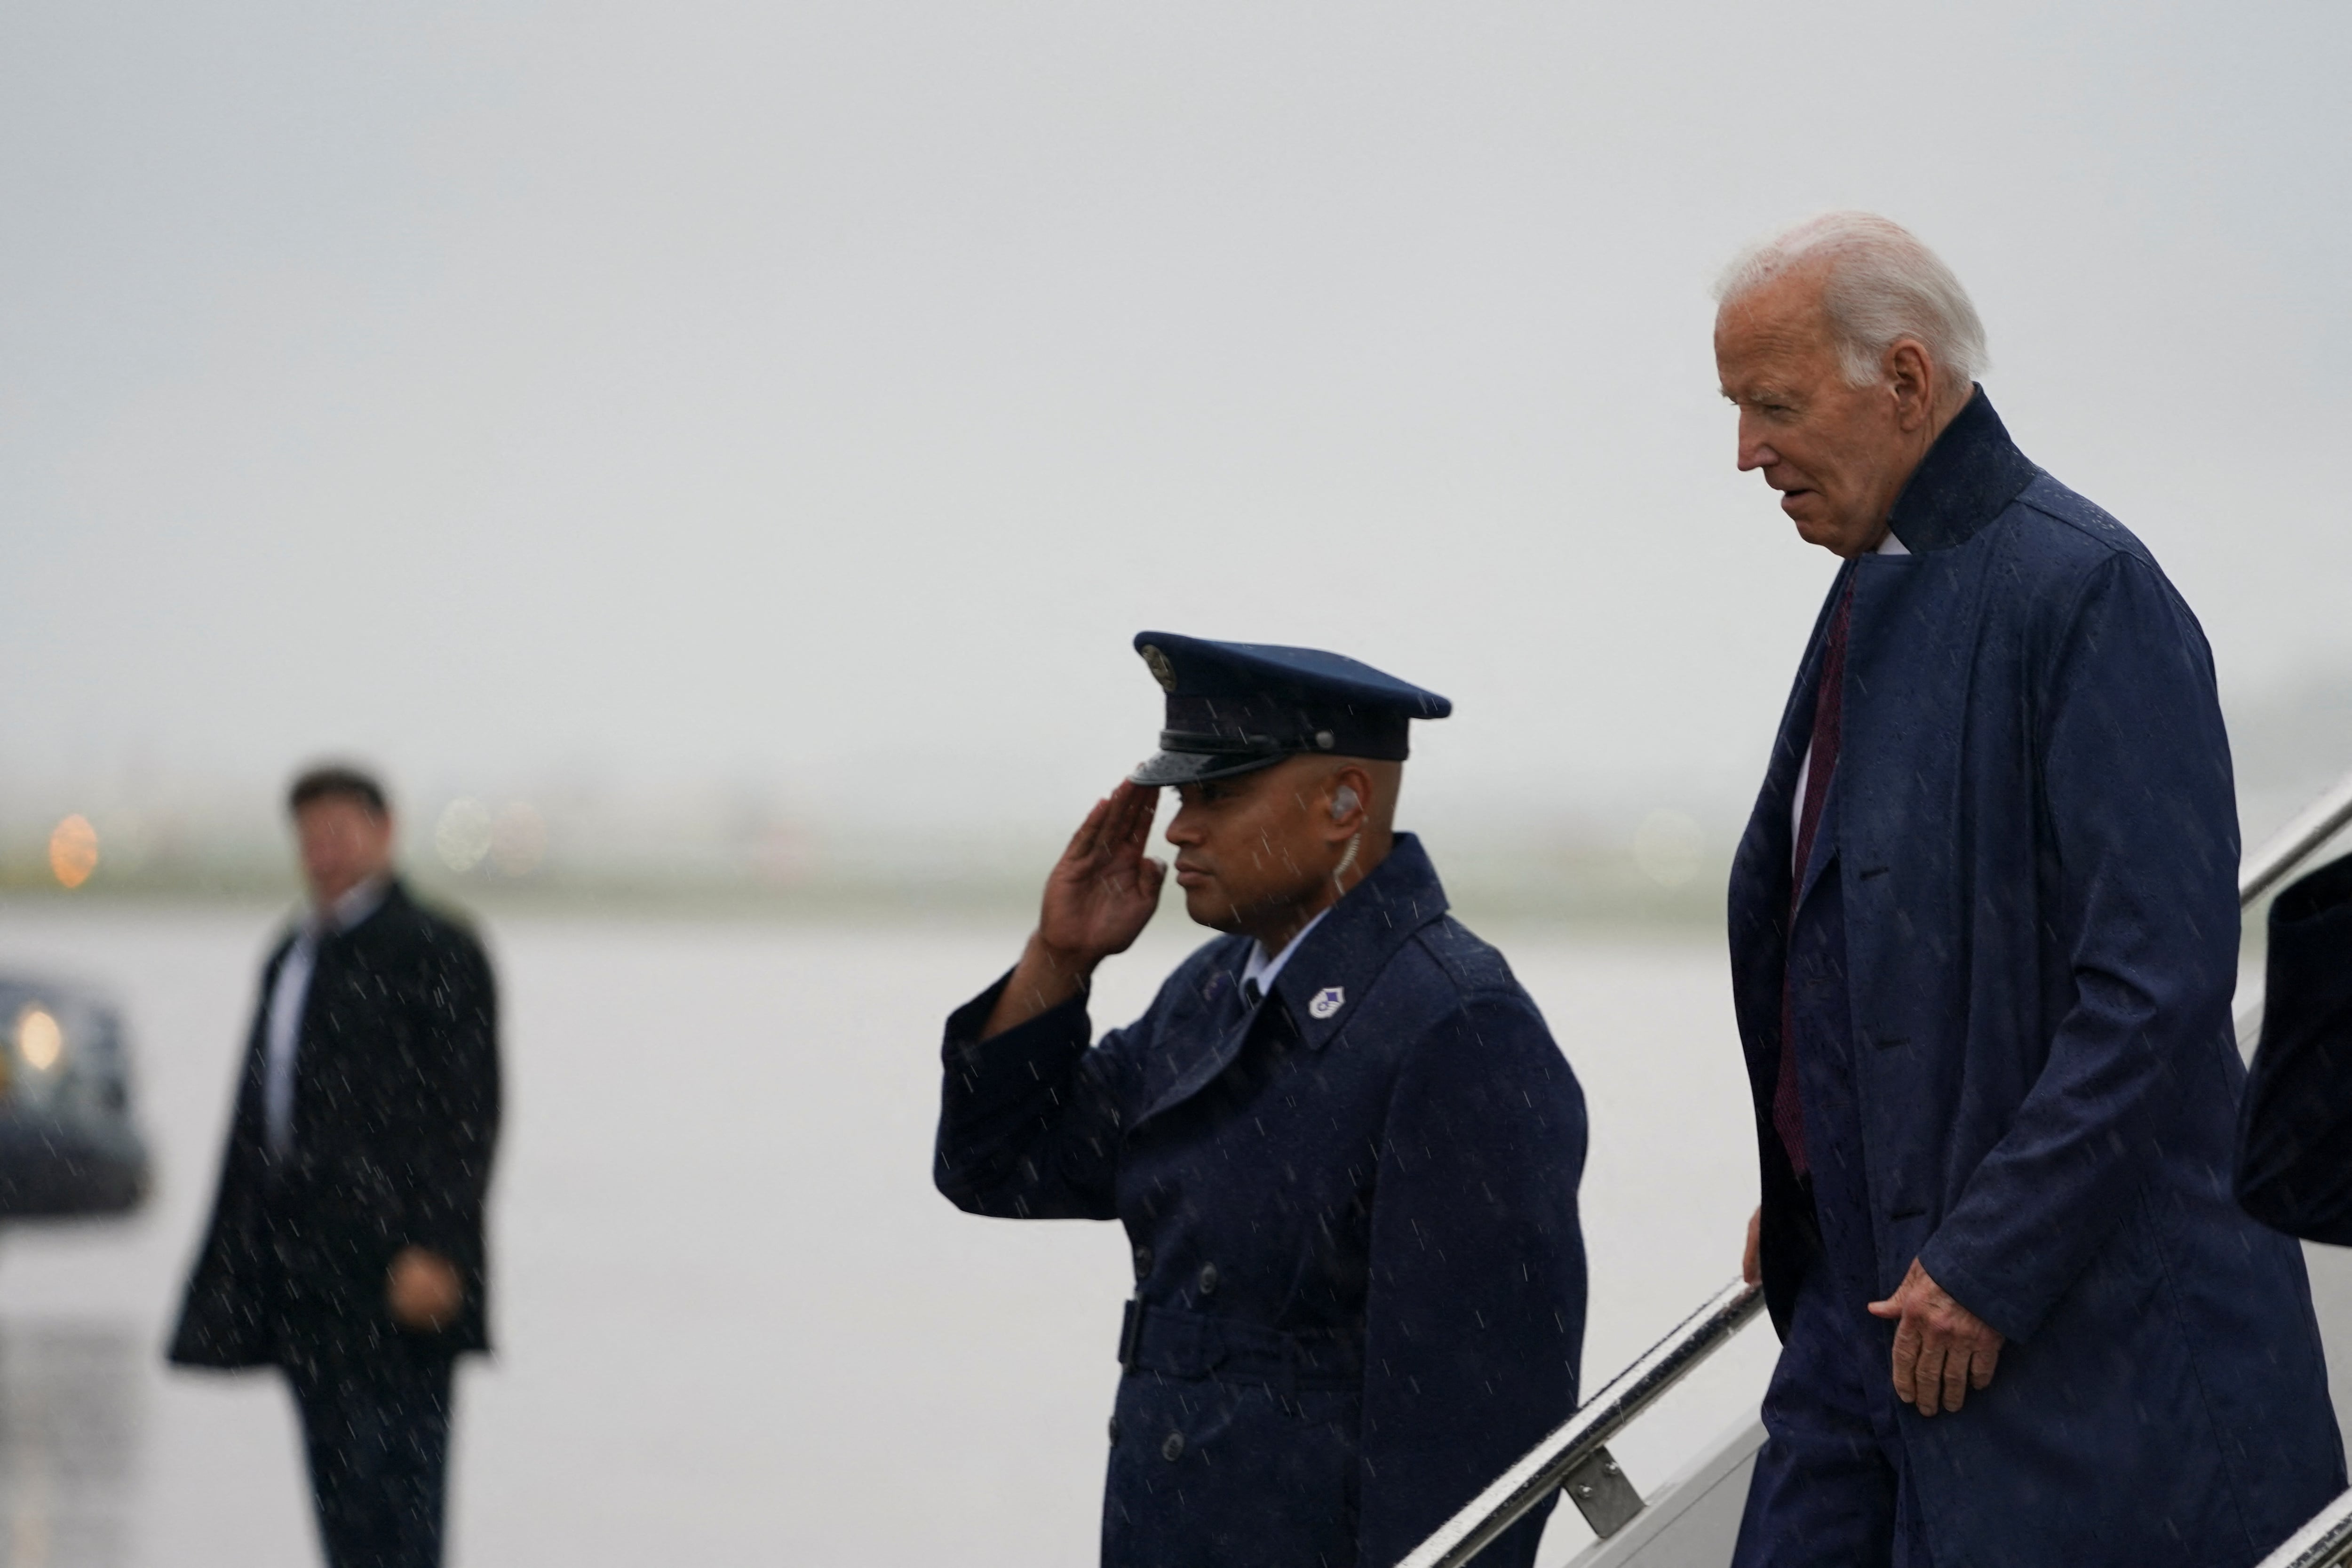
[[1131, 836, 1451, 1129], [1271, 835, 1450, 1053], [1135, 983, 1259, 1128]]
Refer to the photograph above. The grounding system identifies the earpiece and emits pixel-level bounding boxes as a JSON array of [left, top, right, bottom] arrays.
[[1331, 786, 1360, 821]]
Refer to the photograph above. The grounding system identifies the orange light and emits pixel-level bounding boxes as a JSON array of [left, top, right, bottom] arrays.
[[48, 815, 99, 890]]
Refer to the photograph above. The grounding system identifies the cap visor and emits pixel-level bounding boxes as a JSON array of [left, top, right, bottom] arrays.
[[1128, 750, 1287, 788]]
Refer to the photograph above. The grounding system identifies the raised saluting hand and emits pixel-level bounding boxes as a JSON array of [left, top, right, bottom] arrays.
[[1036, 782, 1167, 964], [981, 782, 1165, 1039]]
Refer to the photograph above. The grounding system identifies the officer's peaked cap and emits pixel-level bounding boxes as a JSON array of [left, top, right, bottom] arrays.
[[1128, 631, 1451, 788]]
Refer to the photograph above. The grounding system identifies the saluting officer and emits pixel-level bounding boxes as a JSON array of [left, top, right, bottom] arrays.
[[935, 632, 1589, 1568]]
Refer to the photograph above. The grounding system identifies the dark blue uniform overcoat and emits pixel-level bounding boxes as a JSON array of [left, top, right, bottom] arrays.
[[936, 836, 1588, 1568], [2238, 852, 2352, 1241], [1731, 391, 2344, 1568]]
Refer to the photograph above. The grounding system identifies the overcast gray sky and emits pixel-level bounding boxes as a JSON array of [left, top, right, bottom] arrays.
[[6, 2, 2348, 836]]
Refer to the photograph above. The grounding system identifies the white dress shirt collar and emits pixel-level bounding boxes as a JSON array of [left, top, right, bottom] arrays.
[[312, 874, 391, 937], [264, 875, 392, 1157], [1241, 905, 1334, 1003]]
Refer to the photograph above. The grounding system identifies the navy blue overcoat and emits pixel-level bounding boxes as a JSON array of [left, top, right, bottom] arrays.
[[936, 836, 1588, 1568], [1731, 391, 2343, 1567]]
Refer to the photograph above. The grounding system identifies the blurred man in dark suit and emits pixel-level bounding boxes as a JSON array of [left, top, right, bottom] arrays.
[[2240, 852, 2352, 1240], [170, 765, 500, 1568]]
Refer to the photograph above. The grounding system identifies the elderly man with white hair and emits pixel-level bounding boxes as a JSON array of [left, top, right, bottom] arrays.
[[1713, 212, 2343, 1568]]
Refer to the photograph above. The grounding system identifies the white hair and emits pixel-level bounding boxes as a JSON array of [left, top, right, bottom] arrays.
[[1714, 212, 1988, 391]]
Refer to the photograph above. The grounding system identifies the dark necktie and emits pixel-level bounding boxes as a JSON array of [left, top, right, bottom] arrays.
[[1773, 573, 1856, 1180], [1242, 977, 1264, 1009]]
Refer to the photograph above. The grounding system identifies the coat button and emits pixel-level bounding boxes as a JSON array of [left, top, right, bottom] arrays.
[[1108, 1415, 1121, 1444], [1160, 1432, 1184, 1462], [1133, 1245, 1153, 1281], [1197, 1262, 1219, 1297]]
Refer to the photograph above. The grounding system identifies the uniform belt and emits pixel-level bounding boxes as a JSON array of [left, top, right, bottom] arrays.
[[1117, 1300, 1361, 1391]]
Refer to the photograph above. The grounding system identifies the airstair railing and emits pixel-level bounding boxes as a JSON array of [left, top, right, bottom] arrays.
[[2241, 765, 2352, 907], [1394, 1278, 1763, 1568], [1399, 765, 2352, 1568], [2254, 1489, 2352, 1568]]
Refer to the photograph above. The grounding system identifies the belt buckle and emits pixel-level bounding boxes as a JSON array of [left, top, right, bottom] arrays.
[[1117, 1297, 1144, 1369]]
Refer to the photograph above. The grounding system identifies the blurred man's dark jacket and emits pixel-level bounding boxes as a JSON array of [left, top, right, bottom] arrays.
[[2239, 853, 2352, 1242], [170, 880, 500, 1370]]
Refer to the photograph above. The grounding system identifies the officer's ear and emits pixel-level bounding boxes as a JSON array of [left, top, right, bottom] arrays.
[[1326, 765, 1373, 836]]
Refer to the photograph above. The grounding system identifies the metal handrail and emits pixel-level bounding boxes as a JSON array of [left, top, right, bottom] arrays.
[[1394, 1279, 1764, 1568], [2242, 765, 2352, 908], [2255, 1489, 2352, 1568]]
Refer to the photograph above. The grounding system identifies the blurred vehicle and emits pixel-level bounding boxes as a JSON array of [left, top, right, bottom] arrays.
[[0, 974, 151, 1218]]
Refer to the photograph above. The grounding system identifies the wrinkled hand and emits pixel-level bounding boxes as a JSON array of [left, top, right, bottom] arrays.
[[1036, 781, 1166, 966], [1867, 1258, 2002, 1416], [388, 1247, 464, 1331], [1742, 1206, 1762, 1287]]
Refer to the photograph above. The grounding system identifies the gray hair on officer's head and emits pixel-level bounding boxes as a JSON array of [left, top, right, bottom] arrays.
[[1714, 212, 1988, 393]]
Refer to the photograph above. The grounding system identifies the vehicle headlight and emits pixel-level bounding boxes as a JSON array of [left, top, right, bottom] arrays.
[[15, 1005, 66, 1073]]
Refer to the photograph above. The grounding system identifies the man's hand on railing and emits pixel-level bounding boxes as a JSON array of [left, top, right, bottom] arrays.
[[1742, 1206, 1762, 1287], [1868, 1257, 2004, 1416]]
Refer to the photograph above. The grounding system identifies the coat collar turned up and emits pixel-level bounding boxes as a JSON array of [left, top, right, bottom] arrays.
[[1884, 386, 2042, 555], [1261, 831, 1450, 1052], [1135, 835, 1450, 1129]]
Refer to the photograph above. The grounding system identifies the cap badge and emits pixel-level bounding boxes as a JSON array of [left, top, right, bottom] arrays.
[[1309, 986, 1345, 1020], [1140, 644, 1179, 693]]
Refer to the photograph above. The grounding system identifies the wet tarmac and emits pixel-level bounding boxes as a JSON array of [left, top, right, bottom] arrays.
[[0, 1322, 142, 1566], [0, 903, 1796, 1564]]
